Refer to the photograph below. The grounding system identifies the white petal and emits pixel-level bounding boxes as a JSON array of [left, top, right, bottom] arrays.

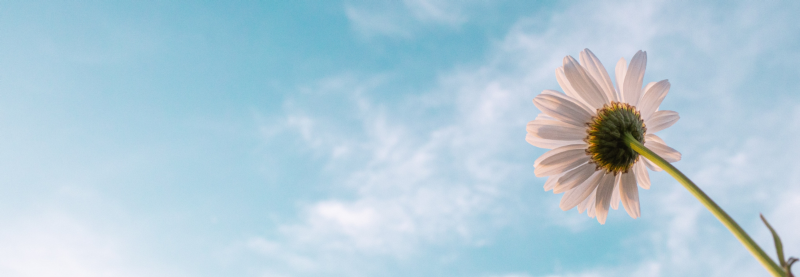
[[638, 80, 671, 121], [643, 157, 663, 171], [643, 82, 656, 95], [646, 110, 679, 133], [556, 67, 595, 112], [586, 187, 597, 218], [533, 93, 594, 127], [544, 172, 564, 192], [535, 154, 590, 178], [542, 89, 594, 115], [553, 162, 597, 194], [556, 66, 577, 96], [559, 170, 603, 211], [563, 56, 609, 110], [578, 189, 592, 213], [594, 173, 617, 224], [526, 133, 582, 149], [534, 145, 590, 177], [610, 174, 621, 210], [645, 133, 666, 144], [634, 161, 651, 189], [534, 144, 585, 167], [586, 191, 597, 218], [527, 119, 588, 141], [615, 58, 627, 101], [645, 134, 681, 163], [620, 172, 640, 218], [578, 186, 597, 215], [622, 51, 647, 106], [580, 49, 617, 102], [535, 113, 556, 121]]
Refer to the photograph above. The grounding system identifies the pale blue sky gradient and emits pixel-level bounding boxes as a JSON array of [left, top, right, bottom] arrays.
[[1, 1, 799, 277]]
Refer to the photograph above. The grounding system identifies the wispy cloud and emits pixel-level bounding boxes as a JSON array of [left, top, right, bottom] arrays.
[[250, 72, 522, 275], [344, 0, 484, 38]]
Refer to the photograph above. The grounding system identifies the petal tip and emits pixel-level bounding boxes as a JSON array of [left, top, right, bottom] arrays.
[[562, 56, 571, 65]]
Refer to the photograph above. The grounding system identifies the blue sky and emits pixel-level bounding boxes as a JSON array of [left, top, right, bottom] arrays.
[[1, 1, 799, 276]]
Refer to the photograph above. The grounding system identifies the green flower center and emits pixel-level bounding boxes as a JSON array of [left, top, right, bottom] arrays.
[[585, 101, 646, 174]]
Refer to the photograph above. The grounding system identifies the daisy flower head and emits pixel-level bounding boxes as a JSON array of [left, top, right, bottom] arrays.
[[527, 49, 681, 224]]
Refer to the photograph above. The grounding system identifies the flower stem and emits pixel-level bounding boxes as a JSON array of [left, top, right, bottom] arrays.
[[623, 133, 785, 277]]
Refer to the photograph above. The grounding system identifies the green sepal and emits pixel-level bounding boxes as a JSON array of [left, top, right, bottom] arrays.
[[761, 213, 795, 276], [760, 214, 786, 268]]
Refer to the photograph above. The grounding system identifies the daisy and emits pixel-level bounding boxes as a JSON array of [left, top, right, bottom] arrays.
[[527, 49, 681, 224]]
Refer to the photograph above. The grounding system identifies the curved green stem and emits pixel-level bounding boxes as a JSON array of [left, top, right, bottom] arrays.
[[623, 133, 785, 277]]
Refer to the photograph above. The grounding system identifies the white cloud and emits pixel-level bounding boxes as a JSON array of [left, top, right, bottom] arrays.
[[251, 76, 516, 275], [0, 213, 172, 277], [402, 0, 468, 25], [344, 0, 484, 38], [344, 5, 414, 38]]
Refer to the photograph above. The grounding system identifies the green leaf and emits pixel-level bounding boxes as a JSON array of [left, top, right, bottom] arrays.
[[761, 213, 787, 268]]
